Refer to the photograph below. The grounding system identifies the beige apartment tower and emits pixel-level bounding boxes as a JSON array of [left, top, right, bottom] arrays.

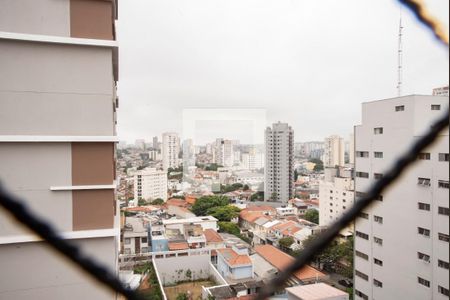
[[0, 1, 119, 299]]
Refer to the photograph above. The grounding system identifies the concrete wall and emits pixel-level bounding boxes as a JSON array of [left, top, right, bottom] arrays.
[[0, 40, 114, 136], [0, 237, 116, 300], [153, 251, 213, 285], [0, 0, 70, 36], [0, 143, 73, 235]]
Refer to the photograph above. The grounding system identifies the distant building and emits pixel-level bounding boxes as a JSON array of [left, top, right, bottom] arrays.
[[432, 85, 449, 96], [134, 168, 168, 201], [354, 95, 449, 300], [242, 150, 264, 170], [323, 135, 345, 167], [319, 167, 354, 235], [265, 122, 294, 202], [162, 132, 180, 170], [135, 139, 146, 150], [213, 138, 234, 167], [153, 136, 160, 150]]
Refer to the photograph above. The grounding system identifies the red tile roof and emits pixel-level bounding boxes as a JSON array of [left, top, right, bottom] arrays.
[[217, 248, 252, 266], [168, 242, 189, 251], [255, 245, 326, 281], [204, 229, 224, 243], [166, 198, 188, 207], [240, 211, 264, 223]]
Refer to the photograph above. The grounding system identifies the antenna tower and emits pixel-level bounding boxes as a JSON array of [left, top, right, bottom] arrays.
[[397, 11, 403, 96]]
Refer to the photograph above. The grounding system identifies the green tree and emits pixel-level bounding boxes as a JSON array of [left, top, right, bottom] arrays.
[[303, 209, 319, 224], [294, 169, 299, 181], [138, 198, 148, 206], [176, 293, 189, 300], [243, 184, 250, 191], [205, 163, 222, 171], [218, 221, 240, 235], [191, 195, 229, 216], [207, 205, 240, 222], [151, 198, 165, 205], [278, 236, 295, 251], [250, 191, 264, 201], [309, 158, 324, 172]]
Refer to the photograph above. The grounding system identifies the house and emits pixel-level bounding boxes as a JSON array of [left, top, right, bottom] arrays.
[[253, 245, 327, 285], [205, 228, 226, 265], [217, 244, 254, 283], [122, 217, 150, 254]]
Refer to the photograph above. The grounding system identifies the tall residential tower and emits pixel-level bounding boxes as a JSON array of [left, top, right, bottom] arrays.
[[162, 132, 180, 170], [265, 122, 294, 202]]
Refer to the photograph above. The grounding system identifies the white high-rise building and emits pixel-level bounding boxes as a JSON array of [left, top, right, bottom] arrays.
[[319, 167, 354, 234], [349, 134, 355, 165], [134, 168, 168, 201], [324, 135, 345, 167], [213, 138, 234, 167], [265, 122, 294, 202], [354, 95, 449, 300], [432, 85, 449, 97], [162, 132, 180, 170], [242, 150, 264, 171]]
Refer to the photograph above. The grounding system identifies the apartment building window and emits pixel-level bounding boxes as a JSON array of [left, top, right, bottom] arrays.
[[373, 279, 383, 288], [374, 173, 384, 179], [438, 259, 449, 270], [395, 105, 405, 111], [124, 238, 131, 245], [418, 202, 431, 211], [418, 227, 431, 237], [374, 258, 383, 266], [438, 206, 450, 216], [418, 277, 430, 287], [359, 212, 369, 219], [374, 127, 384, 134], [124, 248, 131, 255], [142, 237, 148, 243], [355, 290, 368, 300], [438, 286, 450, 297], [417, 177, 431, 186], [356, 151, 369, 158], [374, 236, 383, 245], [355, 250, 369, 260], [438, 153, 449, 162], [374, 215, 383, 224], [438, 180, 449, 189], [141, 247, 149, 253], [431, 104, 441, 110], [418, 252, 431, 263], [356, 172, 369, 178], [355, 270, 369, 281], [438, 232, 450, 242], [356, 231, 369, 240], [374, 151, 383, 158], [418, 153, 431, 160]]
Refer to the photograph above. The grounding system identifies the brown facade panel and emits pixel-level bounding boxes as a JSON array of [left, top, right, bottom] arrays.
[[72, 190, 114, 230], [72, 142, 114, 186], [70, 0, 114, 40]]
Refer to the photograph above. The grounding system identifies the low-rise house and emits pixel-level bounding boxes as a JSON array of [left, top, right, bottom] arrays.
[[217, 244, 254, 283], [276, 206, 296, 217], [122, 217, 150, 255], [149, 223, 169, 252], [253, 245, 327, 285], [163, 215, 218, 231]]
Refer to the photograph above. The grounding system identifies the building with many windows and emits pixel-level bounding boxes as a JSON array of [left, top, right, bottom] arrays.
[[162, 132, 180, 170], [0, 0, 119, 299], [323, 135, 345, 167], [134, 168, 168, 201], [353, 95, 449, 300], [265, 122, 294, 202]]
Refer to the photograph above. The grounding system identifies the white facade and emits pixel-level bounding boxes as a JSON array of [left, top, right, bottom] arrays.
[[134, 168, 168, 201], [162, 132, 180, 170], [319, 167, 354, 230], [354, 95, 449, 300], [324, 135, 345, 167], [242, 151, 264, 170], [265, 122, 294, 202], [213, 138, 234, 167]]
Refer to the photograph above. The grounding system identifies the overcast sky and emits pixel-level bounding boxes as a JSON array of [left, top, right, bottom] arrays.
[[116, 0, 448, 144]]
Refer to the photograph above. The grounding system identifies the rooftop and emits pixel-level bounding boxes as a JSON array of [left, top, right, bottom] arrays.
[[285, 283, 348, 300], [255, 245, 326, 282], [204, 228, 224, 243], [217, 248, 252, 267]]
